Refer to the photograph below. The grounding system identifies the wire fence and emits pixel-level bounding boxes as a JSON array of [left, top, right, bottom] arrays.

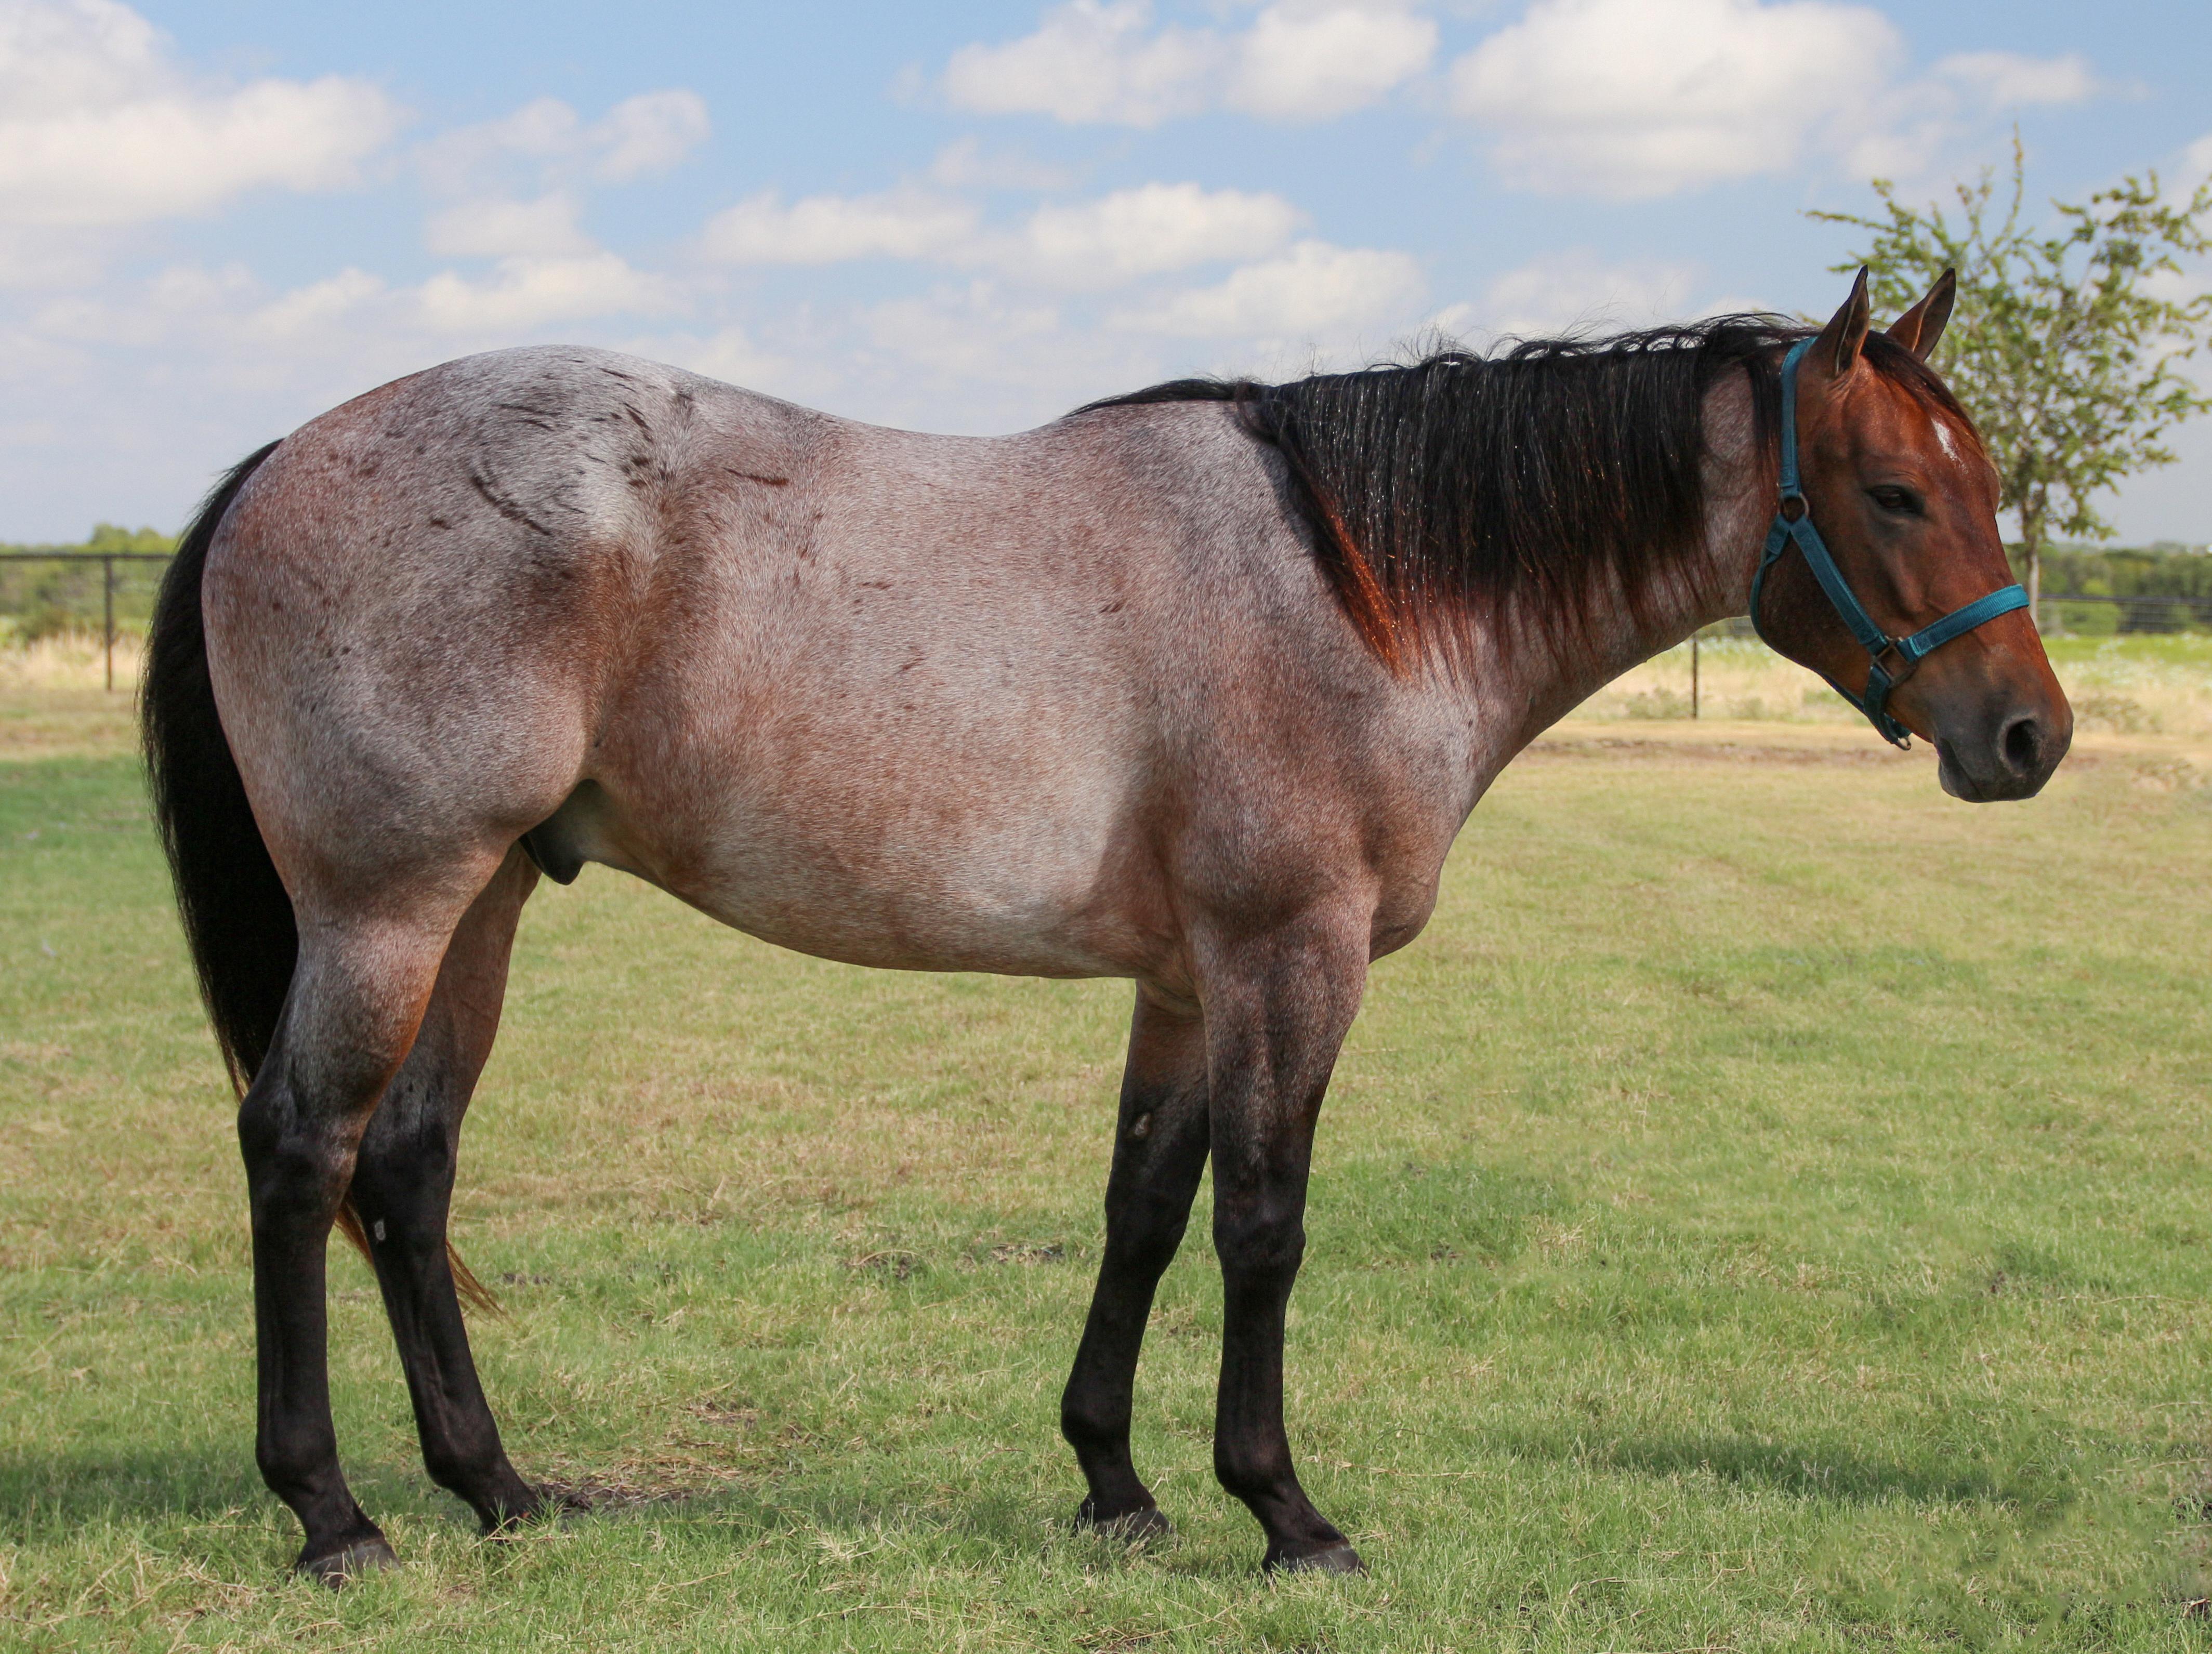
[[3, 552, 2207, 704], [0, 551, 174, 691]]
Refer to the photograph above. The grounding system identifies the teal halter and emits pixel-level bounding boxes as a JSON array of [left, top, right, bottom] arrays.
[[1749, 337, 2029, 749]]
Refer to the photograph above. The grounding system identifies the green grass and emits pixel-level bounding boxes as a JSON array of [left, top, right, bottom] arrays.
[[5, 719, 2212, 1650]]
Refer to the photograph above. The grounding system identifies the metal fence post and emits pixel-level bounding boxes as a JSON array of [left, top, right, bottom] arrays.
[[1690, 631, 1699, 720], [102, 554, 115, 692]]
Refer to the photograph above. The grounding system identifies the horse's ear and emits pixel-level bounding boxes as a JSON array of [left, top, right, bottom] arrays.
[[1886, 268, 1956, 360], [1810, 266, 1873, 378]]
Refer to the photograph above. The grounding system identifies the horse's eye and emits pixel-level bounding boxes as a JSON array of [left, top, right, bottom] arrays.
[[1868, 485, 1923, 517]]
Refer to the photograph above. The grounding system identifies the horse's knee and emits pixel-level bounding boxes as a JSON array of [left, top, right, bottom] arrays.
[[237, 1094, 363, 1222], [1213, 1199, 1306, 1282], [352, 1117, 455, 1209]]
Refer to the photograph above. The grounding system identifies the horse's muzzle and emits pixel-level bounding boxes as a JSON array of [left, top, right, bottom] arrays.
[[1935, 702, 2071, 802]]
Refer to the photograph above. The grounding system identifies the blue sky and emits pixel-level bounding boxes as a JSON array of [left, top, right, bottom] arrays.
[[4, 0, 2208, 543]]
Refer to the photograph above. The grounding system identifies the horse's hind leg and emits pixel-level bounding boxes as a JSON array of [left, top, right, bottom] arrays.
[[1061, 990, 1210, 1536], [346, 848, 543, 1534], [240, 889, 488, 1583]]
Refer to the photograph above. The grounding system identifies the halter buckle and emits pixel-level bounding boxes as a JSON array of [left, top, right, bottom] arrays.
[[1871, 637, 1919, 688]]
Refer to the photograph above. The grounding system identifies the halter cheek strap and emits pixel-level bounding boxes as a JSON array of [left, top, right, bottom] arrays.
[[1748, 338, 2030, 749]]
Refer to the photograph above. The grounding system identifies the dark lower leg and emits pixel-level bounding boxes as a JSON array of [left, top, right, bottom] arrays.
[[1213, 1194, 1354, 1570], [352, 850, 540, 1531], [350, 1136, 539, 1530], [1061, 994, 1209, 1529], [239, 914, 474, 1581], [241, 1095, 395, 1579], [1200, 920, 1366, 1572]]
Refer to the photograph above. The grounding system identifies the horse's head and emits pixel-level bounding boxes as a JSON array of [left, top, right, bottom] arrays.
[[1753, 270, 2071, 801]]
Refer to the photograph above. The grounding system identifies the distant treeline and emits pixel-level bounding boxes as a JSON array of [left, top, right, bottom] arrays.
[[0, 525, 177, 641], [0, 524, 177, 558], [2019, 541, 2212, 600]]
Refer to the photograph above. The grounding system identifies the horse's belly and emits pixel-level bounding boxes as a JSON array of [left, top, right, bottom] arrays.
[[549, 768, 1163, 981], [689, 856, 1135, 980]]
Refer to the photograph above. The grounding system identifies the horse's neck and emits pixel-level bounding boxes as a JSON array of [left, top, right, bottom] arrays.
[[1482, 374, 1769, 747]]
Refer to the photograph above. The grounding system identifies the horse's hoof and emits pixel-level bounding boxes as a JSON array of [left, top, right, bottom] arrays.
[[1267, 1541, 1365, 1576], [505, 1479, 602, 1529], [1075, 1502, 1173, 1542], [482, 1484, 574, 1536], [295, 1536, 398, 1587]]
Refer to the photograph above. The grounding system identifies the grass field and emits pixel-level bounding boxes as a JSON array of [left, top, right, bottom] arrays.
[[5, 661, 2212, 1651]]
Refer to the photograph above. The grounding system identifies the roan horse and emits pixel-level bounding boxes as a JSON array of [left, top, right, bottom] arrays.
[[143, 270, 2068, 1582]]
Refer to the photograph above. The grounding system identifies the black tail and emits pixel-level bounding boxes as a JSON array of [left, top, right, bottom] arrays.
[[142, 443, 504, 1316], [143, 442, 289, 1095]]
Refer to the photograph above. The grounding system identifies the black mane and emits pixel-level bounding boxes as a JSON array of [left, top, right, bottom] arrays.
[[1082, 317, 1847, 664]]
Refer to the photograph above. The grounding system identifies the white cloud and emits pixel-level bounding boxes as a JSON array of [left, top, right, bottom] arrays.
[[1443, 252, 1707, 341], [1003, 183, 1304, 286], [0, 0, 401, 228], [699, 180, 1301, 290], [588, 89, 713, 181], [420, 95, 577, 181], [943, 0, 1432, 127], [927, 137, 1075, 193], [702, 190, 980, 264], [1450, 0, 1900, 198], [415, 89, 709, 196], [1932, 50, 2097, 110], [1447, 0, 2105, 199], [247, 268, 386, 341], [862, 283, 1074, 383], [1229, 3, 1437, 121], [849, 281, 1174, 424], [1116, 239, 1425, 339], [651, 324, 795, 391], [424, 194, 594, 259], [414, 253, 681, 334], [945, 1, 1215, 125]]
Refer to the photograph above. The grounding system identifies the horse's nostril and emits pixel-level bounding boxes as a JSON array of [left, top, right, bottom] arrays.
[[2000, 716, 2042, 776]]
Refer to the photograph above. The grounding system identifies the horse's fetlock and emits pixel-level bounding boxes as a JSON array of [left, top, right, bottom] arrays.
[[1060, 1395, 1125, 1452], [1214, 1439, 1294, 1503], [423, 1443, 494, 1493]]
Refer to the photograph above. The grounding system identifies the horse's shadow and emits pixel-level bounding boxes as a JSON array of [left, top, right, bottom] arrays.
[[1497, 1428, 2062, 1513], [2, 1433, 2050, 1527], [0, 1445, 270, 1532], [0, 1446, 1115, 1569]]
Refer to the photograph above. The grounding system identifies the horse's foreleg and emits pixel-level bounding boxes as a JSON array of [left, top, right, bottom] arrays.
[[348, 850, 542, 1534], [1060, 989, 1210, 1534], [240, 914, 460, 1584], [1201, 919, 1367, 1574]]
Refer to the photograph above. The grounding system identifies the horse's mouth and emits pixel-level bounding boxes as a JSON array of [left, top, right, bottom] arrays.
[[1936, 726, 2065, 803]]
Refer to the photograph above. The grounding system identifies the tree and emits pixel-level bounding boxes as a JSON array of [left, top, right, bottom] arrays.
[[1811, 139, 2212, 618]]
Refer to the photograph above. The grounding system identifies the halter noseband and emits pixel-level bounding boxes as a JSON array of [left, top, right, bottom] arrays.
[[1748, 337, 2029, 749]]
